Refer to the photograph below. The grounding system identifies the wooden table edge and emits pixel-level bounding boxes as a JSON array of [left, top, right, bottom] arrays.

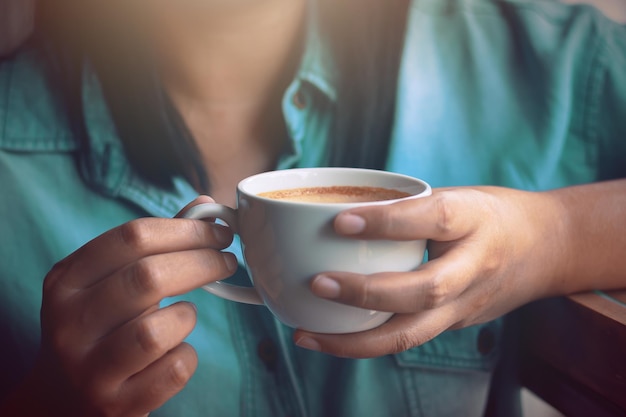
[[568, 290, 626, 325]]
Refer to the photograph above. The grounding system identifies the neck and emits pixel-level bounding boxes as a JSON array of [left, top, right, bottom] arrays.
[[143, 1, 307, 203], [148, 1, 306, 107]]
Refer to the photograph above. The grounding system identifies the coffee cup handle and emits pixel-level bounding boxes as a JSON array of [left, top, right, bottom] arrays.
[[182, 203, 264, 305]]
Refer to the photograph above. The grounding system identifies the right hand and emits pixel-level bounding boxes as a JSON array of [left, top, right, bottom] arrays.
[[30, 196, 236, 417]]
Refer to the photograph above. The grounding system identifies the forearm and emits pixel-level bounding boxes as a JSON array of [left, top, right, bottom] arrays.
[[546, 179, 626, 294]]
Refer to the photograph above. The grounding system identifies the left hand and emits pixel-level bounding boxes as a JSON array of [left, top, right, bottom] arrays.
[[294, 186, 567, 358]]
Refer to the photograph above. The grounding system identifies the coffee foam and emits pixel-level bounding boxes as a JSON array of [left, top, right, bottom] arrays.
[[258, 186, 411, 203]]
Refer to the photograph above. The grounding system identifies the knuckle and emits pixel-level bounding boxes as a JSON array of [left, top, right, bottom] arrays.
[[166, 357, 194, 388], [177, 302, 198, 326], [433, 192, 454, 235], [392, 332, 418, 354], [471, 290, 492, 312], [481, 259, 500, 279], [118, 219, 153, 252], [188, 219, 212, 244], [199, 250, 222, 272], [357, 277, 377, 308], [126, 259, 163, 297], [392, 330, 436, 354], [152, 348, 198, 394], [43, 258, 72, 294], [423, 274, 450, 309], [480, 248, 503, 277], [43, 265, 62, 293], [135, 317, 165, 355], [378, 205, 401, 235]]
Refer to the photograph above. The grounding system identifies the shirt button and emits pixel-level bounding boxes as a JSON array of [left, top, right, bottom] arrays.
[[477, 327, 496, 356], [293, 90, 307, 109], [257, 338, 278, 372]]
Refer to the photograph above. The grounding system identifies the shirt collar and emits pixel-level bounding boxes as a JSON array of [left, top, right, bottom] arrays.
[[0, 50, 78, 152], [0, 3, 338, 216], [296, 0, 338, 102], [78, 63, 199, 218]]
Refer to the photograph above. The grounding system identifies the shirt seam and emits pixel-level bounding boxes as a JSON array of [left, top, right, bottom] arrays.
[[395, 354, 499, 371], [397, 357, 423, 417]]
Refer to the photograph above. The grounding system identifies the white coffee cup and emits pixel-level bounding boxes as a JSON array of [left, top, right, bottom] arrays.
[[183, 168, 432, 334]]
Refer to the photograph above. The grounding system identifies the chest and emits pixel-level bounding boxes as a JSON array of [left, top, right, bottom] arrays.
[[384, 3, 606, 190]]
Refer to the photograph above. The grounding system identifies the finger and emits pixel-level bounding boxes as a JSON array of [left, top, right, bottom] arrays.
[[310, 251, 474, 313], [73, 249, 236, 340], [118, 342, 198, 415], [50, 215, 233, 293], [294, 306, 458, 359], [89, 302, 197, 388], [334, 190, 481, 241], [175, 195, 215, 218]]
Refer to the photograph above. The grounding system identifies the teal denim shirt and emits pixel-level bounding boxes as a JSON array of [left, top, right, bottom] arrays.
[[1, 1, 624, 416]]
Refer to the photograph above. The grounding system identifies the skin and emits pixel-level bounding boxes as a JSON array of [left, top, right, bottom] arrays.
[[2, 0, 626, 416], [148, 0, 306, 206], [3, 196, 236, 417], [294, 180, 626, 357]]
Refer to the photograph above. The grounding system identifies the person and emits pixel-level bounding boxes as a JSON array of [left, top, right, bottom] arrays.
[[1, 0, 625, 416]]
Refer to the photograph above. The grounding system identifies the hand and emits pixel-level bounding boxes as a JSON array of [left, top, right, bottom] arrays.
[[294, 187, 566, 358], [17, 196, 235, 417]]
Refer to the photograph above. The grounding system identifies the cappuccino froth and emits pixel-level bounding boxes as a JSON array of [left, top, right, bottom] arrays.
[[259, 186, 411, 203]]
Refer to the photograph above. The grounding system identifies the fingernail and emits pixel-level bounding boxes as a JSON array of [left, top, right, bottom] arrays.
[[296, 337, 321, 352], [337, 214, 366, 235], [312, 275, 341, 299], [213, 225, 233, 246], [223, 253, 238, 272]]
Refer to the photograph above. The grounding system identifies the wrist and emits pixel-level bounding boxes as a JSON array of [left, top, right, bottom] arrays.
[[536, 188, 574, 296], [503, 188, 572, 300]]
